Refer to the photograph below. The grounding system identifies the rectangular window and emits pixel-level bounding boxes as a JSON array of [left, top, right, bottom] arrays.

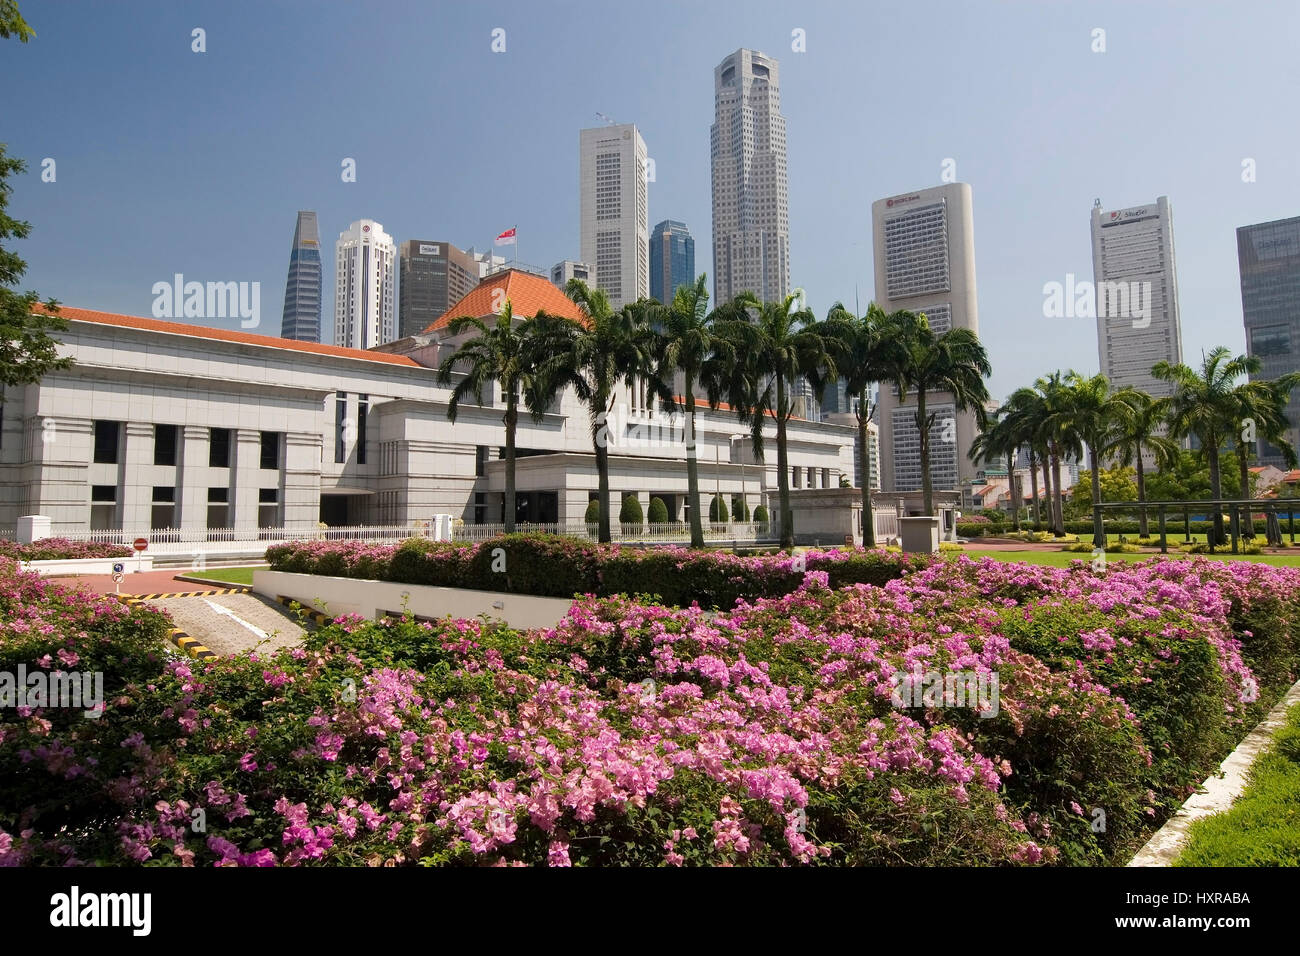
[[258, 488, 278, 503], [474, 491, 486, 525], [154, 424, 178, 466], [335, 393, 348, 464], [208, 487, 228, 503], [91, 484, 116, 502], [151, 487, 175, 528], [357, 395, 368, 465], [90, 484, 117, 530], [258, 488, 279, 529], [209, 428, 231, 468], [260, 431, 280, 470], [475, 445, 488, 477], [152, 486, 175, 502], [93, 420, 120, 464]]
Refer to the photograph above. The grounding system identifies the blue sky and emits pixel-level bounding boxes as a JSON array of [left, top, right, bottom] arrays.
[[4, 0, 1298, 398]]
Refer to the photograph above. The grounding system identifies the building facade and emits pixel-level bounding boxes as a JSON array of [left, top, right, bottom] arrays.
[[1238, 215, 1300, 466], [649, 220, 695, 304], [334, 220, 396, 350], [550, 259, 594, 290], [710, 48, 790, 305], [280, 211, 323, 343], [579, 124, 649, 309], [1091, 196, 1184, 397], [871, 183, 981, 496], [397, 240, 480, 340], [4, 274, 855, 535]]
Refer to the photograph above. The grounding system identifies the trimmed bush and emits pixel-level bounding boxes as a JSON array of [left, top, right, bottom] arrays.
[[584, 498, 601, 524], [731, 497, 751, 521], [0, 538, 134, 561], [647, 497, 669, 524], [709, 495, 729, 523], [754, 504, 770, 523], [465, 533, 601, 597], [619, 495, 644, 528]]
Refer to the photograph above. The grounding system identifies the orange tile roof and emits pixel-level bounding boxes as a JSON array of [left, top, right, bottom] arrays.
[[1285, 470, 1300, 483], [34, 304, 421, 367], [425, 269, 589, 332]]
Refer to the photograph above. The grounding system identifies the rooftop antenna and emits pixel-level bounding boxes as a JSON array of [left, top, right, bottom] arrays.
[[1094, 198, 1102, 207], [596, 112, 618, 125]]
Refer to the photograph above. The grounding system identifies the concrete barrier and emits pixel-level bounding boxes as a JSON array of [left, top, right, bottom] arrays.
[[253, 569, 575, 630], [22, 556, 154, 576]]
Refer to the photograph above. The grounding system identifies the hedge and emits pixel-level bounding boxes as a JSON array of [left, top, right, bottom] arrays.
[[647, 497, 669, 524]]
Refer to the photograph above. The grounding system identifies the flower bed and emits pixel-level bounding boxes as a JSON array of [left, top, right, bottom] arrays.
[[266, 534, 930, 609], [3, 554, 1297, 867], [0, 538, 134, 561]]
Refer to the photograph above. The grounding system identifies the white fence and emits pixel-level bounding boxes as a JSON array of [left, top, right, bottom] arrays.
[[454, 521, 775, 543], [873, 512, 900, 541]]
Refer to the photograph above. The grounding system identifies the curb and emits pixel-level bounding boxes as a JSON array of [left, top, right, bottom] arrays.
[[128, 587, 251, 599], [117, 594, 220, 661], [1128, 676, 1300, 866], [274, 595, 332, 628]]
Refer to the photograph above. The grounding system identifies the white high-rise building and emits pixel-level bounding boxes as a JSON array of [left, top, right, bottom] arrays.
[[1091, 196, 1183, 397], [710, 48, 790, 305], [871, 183, 981, 496], [580, 124, 648, 309], [334, 220, 396, 350]]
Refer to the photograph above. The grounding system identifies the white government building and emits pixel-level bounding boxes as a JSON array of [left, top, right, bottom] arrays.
[[0, 270, 862, 538]]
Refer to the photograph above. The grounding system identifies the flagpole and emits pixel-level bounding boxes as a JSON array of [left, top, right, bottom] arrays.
[[514, 224, 518, 270]]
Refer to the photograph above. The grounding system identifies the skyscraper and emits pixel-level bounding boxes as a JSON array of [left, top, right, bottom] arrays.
[[650, 220, 695, 304], [551, 259, 594, 290], [280, 211, 322, 342], [580, 124, 648, 309], [871, 183, 981, 495], [334, 220, 396, 350], [1238, 215, 1300, 466], [1091, 196, 1184, 397], [397, 240, 480, 340], [710, 48, 790, 305]]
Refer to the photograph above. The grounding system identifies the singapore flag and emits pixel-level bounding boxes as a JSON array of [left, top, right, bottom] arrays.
[[495, 227, 517, 246]]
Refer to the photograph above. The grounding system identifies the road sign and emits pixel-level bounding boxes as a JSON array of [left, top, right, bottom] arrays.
[[112, 562, 124, 574], [133, 538, 148, 552]]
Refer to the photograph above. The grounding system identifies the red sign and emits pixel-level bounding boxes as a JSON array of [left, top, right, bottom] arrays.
[[133, 538, 148, 552]]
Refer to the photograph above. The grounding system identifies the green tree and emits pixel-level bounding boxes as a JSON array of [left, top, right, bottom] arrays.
[[584, 498, 601, 525], [1144, 449, 1242, 502], [647, 496, 669, 525], [1227, 372, 1300, 536], [887, 311, 992, 517], [1032, 372, 1075, 536], [1066, 465, 1137, 520], [436, 301, 569, 533], [969, 405, 1022, 532], [542, 280, 665, 543], [0, 1, 35, 41], [708, 494, 729, 523], [824, 302, 903, 546], [618, 494, 644, 529], [1049, 371, 1129, 544], [753, 503, 770, 523], [1154, 348, 1258, 547], [716, 292, 842, 550], [1109, 388, 1180, 536]]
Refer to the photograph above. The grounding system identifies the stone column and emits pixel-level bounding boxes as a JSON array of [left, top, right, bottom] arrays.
[[178, 425, 210, 531], [283, 431, 321, 531], [232, 429, 262, 532], [122, 422, 154, 531]]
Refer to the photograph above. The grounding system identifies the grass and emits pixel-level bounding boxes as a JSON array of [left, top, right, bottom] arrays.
[[183, 566, 266, 586], [958, 549, 1300, 568], [1174, 703, 1300, 866]]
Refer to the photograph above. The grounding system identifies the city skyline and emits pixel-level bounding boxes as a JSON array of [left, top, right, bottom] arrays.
[[6, 1, 1300, 400]]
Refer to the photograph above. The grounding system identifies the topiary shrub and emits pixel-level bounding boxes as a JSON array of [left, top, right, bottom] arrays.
[[709, 495, 729, 523], [647, 497, 669, 525], [466, 533, 600, 597], [619, 495, 644, 528], [584, 498, 601, 524], [732, 497, 751, 521], [754, 504, 770, 523]]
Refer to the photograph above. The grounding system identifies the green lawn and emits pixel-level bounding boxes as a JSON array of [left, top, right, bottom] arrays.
[[183, 566, 266, 586], [959, 549, 1300, 568], [1174, 703, 1300, 866]]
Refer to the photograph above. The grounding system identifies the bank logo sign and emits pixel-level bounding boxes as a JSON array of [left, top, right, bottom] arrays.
[[419, 244, 441, 256]]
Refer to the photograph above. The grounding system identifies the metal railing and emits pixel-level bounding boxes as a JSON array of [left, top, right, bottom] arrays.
[[51, 524, 425, 555], [454, 521, 776, 543], [1093, 499, 1300, 554]]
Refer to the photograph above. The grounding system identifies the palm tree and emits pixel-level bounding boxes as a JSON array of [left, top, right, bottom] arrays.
[[1153, 348, 1258, 547], [823, 302, 899, 546], [715, 292, 842, 550], [539, 280, 667, 543], [887, 311, 992, 517], [969, 406, 1022, 532], [654, 274, 743, 549], [1033, 371, 1073, 536], [435, 301, 570, 533], [1002, 387, 1046, 530], [1227, 372, 1300, 536], [1110, 388, 1180, 537], [1049, 371, 1128, 545]]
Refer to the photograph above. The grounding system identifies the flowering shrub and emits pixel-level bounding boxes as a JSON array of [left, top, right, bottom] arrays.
[[3, 554, 1297, 867], [267, 534, 928, 610], [0, 538, 133, 561]]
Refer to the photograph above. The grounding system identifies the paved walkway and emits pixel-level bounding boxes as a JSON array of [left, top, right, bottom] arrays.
[[47, 569, 217, 596], [149, 592, 305, 656]]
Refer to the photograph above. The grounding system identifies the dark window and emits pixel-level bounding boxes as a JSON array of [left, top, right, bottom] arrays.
[[259, 488, 278, 503], [474, 491, 486, 525], [208, 487, 228, 503], [475, 445, 488, 476], [152, 486, 175, 503], [93, 421, 119, 464], [335, 393, 348, 464], [357, 395, 368, 465], [209, 428, 231, 468], [154, 424, 178, 466], [91, 484, 116, 502], [260, 431, 280, 470]]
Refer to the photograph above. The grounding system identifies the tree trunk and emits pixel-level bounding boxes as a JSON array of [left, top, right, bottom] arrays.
[[1208, 445, 1224, 549], [1029, 449, 1041, 530], [777, 373, 793, 550], [594, 389, 612, 544], [859, 394, 875, 547], [917, 391, 933, 516], [1040, 454, 1052, 532], [1089, 444, 1104, 546], [1050, 443, 1064, 536], [684, 377, 704, 549], [1006, 452, 1021, 532], [504, 400, 517, 534], [1135, 452, 1148, 537], [1239, 447, 1254, 538]]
